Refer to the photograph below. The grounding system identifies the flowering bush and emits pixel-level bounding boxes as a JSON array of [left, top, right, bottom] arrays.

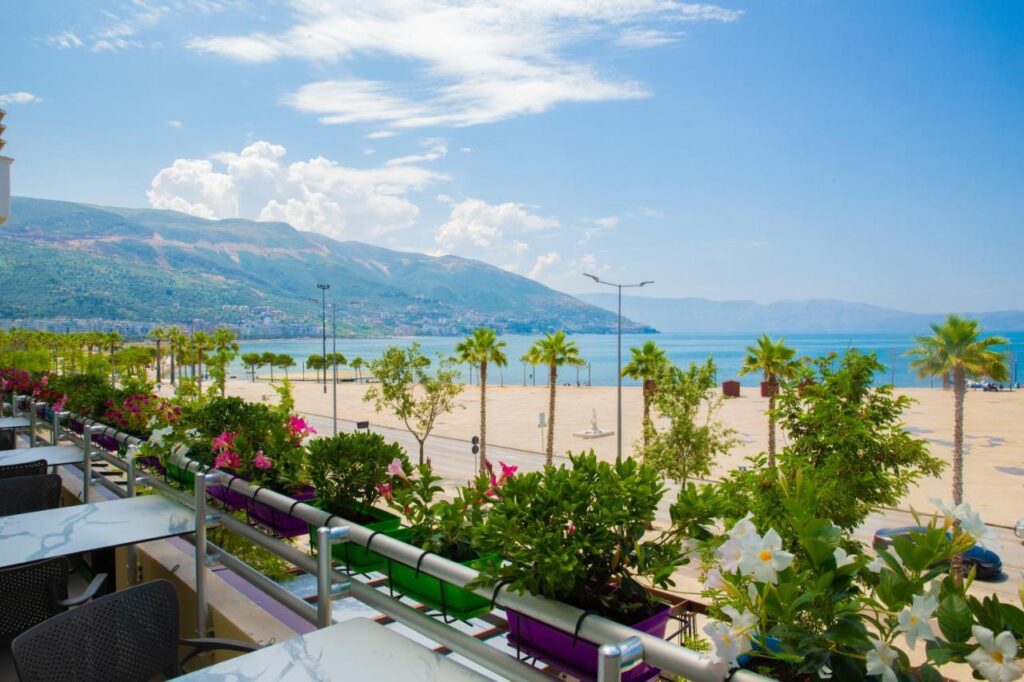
[[380, 458, 502, 562], [0, 368, 50, 398], [306, 431, 408, 523], [676, 477, 1024, 681], [471, 451, 688, 621], [102, 393, 180, 438]]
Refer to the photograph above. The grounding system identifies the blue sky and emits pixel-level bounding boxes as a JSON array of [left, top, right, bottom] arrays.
[[2, 1, 1022, 312]]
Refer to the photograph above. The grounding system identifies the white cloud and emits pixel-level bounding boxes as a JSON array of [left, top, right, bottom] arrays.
[[638, 205, 663, 218], [386, 138, 447, 166], [615, 28, 679, 48], [460, 147, 473, 153], [580, 215, 620, 243], [435, 198, 559, 250], [46, 0, 243, 53], [148, 139, 447, 239], [191, 1, 741, 130], [167, 119, 184, 129], [529, 251, 562, 279], [0, 92, 43, 105], [512, 241, 530, 256], [365, 130, 397, 139]]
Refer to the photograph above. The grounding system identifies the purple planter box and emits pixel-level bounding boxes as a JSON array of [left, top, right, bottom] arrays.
[[93, 432, 120, 452], [506, 603, 671, 682], [207, 483, 249, 511], [247, 485, 316, 538], [69, 418, 85, 435]]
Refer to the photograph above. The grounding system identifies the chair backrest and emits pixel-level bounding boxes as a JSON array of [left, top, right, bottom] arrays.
[[0, 557, 70, 640], [0, 459, 48, 480], [0, 473, 62, 516], [12, 579, 181, 682]]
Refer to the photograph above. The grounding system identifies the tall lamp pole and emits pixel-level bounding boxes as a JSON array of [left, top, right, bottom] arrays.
[[317, 283, 330, 394], [331, 302, 338, 434], [583, 274, 653, 462]]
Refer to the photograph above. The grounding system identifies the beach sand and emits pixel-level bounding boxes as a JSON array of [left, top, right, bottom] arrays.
[[222, 377, 1024, 527]]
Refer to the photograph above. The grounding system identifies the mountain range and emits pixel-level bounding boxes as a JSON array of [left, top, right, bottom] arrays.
[[577, 293, 1024, 333], [0, 197, 652, 336]]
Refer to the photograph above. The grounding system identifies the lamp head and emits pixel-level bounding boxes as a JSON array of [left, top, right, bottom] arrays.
[[640, 280, 654, 286], [583, 273, 600, 283]]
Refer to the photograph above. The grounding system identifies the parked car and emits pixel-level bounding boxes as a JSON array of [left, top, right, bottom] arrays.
[[1015, 518, 1024, 540], [872, 526, 1003, 580]]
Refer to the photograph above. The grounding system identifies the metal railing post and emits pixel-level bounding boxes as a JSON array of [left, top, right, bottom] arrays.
[[316, 525, 351, 628], [82, 425, 101, 503], [125, 446, 138, 585], [194, 470, 217, 637], [52, 410, 62, 444], [598, 636, 643, 682], [28, 401, 41, 447]]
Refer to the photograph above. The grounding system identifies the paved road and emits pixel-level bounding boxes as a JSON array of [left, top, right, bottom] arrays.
[[297, 409, 1024, 604]]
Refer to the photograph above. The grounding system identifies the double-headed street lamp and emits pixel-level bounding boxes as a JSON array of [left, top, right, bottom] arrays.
[[582, 273, 653, 462], [317, 283, 330, 394]]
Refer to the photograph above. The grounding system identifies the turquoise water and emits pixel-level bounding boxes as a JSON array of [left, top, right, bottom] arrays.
[[232, 332, 1024, 388]]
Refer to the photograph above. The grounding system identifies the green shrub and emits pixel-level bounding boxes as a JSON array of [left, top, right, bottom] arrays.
[[306, 432, 407, 522]]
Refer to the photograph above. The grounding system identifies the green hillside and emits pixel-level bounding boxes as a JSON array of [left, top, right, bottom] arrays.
[[0, 197, 652, 335]]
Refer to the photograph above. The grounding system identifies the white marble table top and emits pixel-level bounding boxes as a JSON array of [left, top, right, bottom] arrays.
[[0, 416, 31, 429], [0, 444, 90, 467], [177, 617, 490, 681], [0, 495, 195, 568]]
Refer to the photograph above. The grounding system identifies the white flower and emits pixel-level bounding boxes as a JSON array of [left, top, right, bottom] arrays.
[[704, 568, 725, 590], [747, 583, 759, 604], [959, 508, 1001, 550], [931, 497, 966, 524], [704, 607, 758, 668], [728, 513, 757, 541], [895, 594, 939, 649], [818, 665, 832, 679], [866, 638, 898, 682], [966, 626, 1023, 682], [737, 528, 794, 584], [716, 538, 744, 573], [833, 547, 856, 568], [701, 518, 727, 536], [867, 556, 886, 573], [149, 425, 173, 447]]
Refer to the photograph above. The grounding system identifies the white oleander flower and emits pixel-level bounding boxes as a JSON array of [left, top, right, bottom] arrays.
[[149, 425, 172, 446], [895, 594, 939, 649], [704, 567, 725, 590], [931, 497, 966, 525], [728, 513, 757, 541], [866, 638, 898, 682], [818, 665, 832, 679], [966, 626, 1023, 682], [704, 606, 758, 668], [738, 528, 794, 584], [959, 507, 1001, 550], [833, 547, 856, 568], [701, 518, 727, 536], [716, 538, 744, 573]]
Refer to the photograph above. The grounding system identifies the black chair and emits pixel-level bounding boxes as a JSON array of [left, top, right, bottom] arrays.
[[12, 579, 259, 682], [0, 473, 62, 516], [0, 557, 107, 644], [0, 459, 48, 480]]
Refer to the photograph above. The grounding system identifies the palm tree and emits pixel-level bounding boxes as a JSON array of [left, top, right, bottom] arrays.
[[455, 327, 508, 474], [106, 331, 123, 384], [523, 331, 584, 465], [211, 328, 239, 397], [275, 354, 296, 380], [261, 351, 277, 382], [241, 352, 261, 382], [622, 341, 668, 449], [166, 327, 186, 384], [148, 326, 166, 384], [351, 357, 365, 383], [738, 334, 800, 467], [907, 316, 1009, 507]]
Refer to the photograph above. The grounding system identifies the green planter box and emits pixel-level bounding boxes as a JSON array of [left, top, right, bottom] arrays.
[[166, 461, 196, 490], [307, 502, 402, 574], [384, 528, 493, 621]]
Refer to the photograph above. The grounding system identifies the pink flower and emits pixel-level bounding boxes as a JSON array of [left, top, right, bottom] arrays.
[[287, 416, 316, 439], [212, 431, 237, 452], [213, 450, 241, 470], [252, 451, 273, 470], [375, 482, 393, 503], [1, 380, 10, 391], [53, 394, 68, 412], [39, 375, 49, 387], [499, 461, 517, 483], [566, 520, 576, 535], [386, 457, 407, 480]]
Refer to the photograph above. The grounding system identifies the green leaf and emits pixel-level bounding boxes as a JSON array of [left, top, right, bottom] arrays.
[[937, 594, 973, 643], [917, 664, 943, 682], [999, 603, 1024, 638]]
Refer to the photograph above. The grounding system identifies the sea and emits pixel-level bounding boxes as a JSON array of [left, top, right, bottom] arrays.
[[231, 332, 1024, 389]]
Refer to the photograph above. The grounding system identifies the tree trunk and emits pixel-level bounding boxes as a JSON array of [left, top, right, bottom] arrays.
[[170, 343, 176, 384], [951, 364, 966, 584], [418, 438, 426, 466], [480, 361, 488, 475], [767, 392, 777, 467], [546, 364, 557, 465], [197, 353, 204, 393], [155, 340, 162, 384], [642, 379, 653, 450]]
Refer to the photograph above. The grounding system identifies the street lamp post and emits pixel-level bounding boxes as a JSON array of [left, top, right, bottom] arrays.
[[331, 303, 339, 434], [317, 283, 330, 394], [582, 274, 653, 462]]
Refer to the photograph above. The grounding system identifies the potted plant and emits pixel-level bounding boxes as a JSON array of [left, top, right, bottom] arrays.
[[97, 392, 180, 455], [674, 478, 1024, 681], [471, 452, 687, 682], [305, 432, 405, 572], [374, 460, 505, 621]]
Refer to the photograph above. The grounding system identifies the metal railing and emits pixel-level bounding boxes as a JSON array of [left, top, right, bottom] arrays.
[[23, 398, 772, 682]]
